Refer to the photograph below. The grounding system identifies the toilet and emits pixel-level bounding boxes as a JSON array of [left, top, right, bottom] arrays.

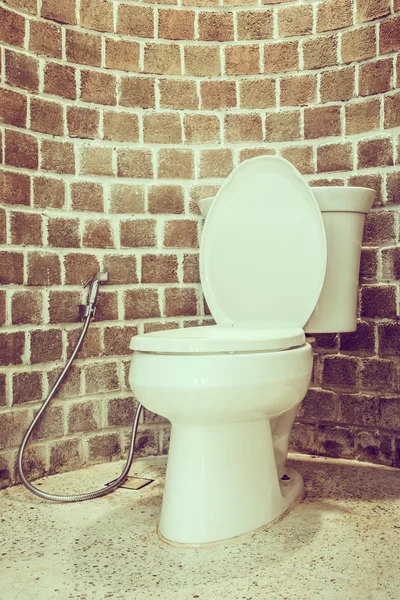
[[129, 156, 374, 546]]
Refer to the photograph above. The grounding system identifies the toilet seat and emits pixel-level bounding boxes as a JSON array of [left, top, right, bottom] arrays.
[[129, 325, 305, 354]]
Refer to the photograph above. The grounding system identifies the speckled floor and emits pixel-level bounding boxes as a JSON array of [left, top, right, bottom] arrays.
[[1, 454, 400, 600]]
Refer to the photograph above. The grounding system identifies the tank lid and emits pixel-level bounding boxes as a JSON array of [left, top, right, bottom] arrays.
[[311, 187, 375, 213]]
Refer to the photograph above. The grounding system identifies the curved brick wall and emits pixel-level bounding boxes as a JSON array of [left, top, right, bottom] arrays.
[[0, 0, 399, 487]]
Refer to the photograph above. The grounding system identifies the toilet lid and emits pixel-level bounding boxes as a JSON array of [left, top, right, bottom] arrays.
[[200, 156, 327, 329]]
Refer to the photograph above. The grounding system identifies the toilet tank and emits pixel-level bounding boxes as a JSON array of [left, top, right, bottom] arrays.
[[304, 187, 375, 334], [198, 186, 375, 335]]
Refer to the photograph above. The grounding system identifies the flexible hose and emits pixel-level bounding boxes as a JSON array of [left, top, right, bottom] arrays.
[[17, 312, 143, 503]]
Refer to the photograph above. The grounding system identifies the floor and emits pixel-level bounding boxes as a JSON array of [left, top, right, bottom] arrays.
[[1, 454, 400, 600]]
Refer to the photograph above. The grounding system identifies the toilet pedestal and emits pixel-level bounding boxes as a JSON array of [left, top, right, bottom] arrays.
[[158, 418, 304, 545]]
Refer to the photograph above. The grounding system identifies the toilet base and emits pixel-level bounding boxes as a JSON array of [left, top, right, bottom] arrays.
[[158, 418, 304, 545]]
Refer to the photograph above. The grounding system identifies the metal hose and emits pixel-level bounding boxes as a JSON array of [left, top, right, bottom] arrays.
[[17, 275, 142, 503]]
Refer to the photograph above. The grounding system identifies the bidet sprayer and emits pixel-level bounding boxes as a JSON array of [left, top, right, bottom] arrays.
[[79, 271, 109, 319]]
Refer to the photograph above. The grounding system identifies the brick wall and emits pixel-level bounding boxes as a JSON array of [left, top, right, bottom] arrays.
[[0, 0, 399, 488]]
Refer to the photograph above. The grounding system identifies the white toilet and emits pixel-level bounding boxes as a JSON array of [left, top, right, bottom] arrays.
[[129, 156, 374, 546]]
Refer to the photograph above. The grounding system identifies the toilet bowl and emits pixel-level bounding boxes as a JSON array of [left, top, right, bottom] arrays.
[[129, 156, 374, 546]]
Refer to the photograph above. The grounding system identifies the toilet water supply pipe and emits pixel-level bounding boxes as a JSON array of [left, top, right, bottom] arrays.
[[17, 272, 143, 503]]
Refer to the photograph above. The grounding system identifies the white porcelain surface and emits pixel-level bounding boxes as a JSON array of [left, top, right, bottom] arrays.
[[129, 344, 313, 544], [305, 187, 375, 333], [200, 156, 327, 329]]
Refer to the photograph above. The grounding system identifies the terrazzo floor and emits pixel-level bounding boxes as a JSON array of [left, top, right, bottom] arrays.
[[1, 454, 400, 600]]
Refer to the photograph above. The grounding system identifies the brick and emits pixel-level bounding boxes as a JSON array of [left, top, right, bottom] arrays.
[[44, 62, 76, 100], [67, 106, 99, 139], [317, 0, 353, 32], [0, 171, 30, 206], [31, 406, 64, 441], [145, 43, 181, 75], [0, 410, 29, 448], [198, 11, 233, 41], [360, 285, 397, 318], [379, 16, 400, 54], [303, 35, 337, 70], [357, 138, 393, 169], [297, 388, 337, 422], [143, 113, 182, 144], [378, 396, 400, 430], [183, 254, 200, 283], [27, 252, 61, 285], [64, 253, 100, 285], [0, 332, 25, 366], [30, 329, 62, 363], [105, 39, 140, 72], [378, 322, 400, 357], [5, 50, 39, 92], [312, 333, 338, 351], [5, 130, 38, 170], [11, 290, 42, 325], [361, 357, 395, 391], [224, 113, 263, 142], [47, 364, 81, 399], [142, 254, 178, 283], [4, 0, 36, 13], [341, 26, 376, 64], [357, 0, 390, 22], [120, 77, 155, 108], [124, 289, 160, 319], [184, 114, 220, 143], [66, 30, 101, 67], [359, 58, 393, 97], [237, 10, 273, 40], [0, 292, 5, 327], [225, 45, 259, 76], [319, 426, 354, 459], [118, 4, 154, 37], [117, 149, 153, 178], [304, 106, 341, 140], [185, 45, 220, 76], [67, 326, 101, 359], [160, 8, 195, 40], [120, 219, 156, 247], [345, 98, 380, 136], [29, 19, 62, 59], [83, 220, 114, 248], [41, 140, 75, 174], [103, 255, 138, 284], [12, 372, 43, 405], [320, 67, 355, 103], [199, 148, 233, 179], [41, 0, 76, 24], [280, 146, 314, 175], [71, 181, 103, 212], [94, 291, 118, 321], [363, 211, 395, 244], [348, 174, 382, 206], [30, 97, 64, 136], [0, 251, 26, 282], [49, 291, 81, 324], [148, 185, 184, 214], [68, 401, 99, 434], [165, 288, 197, 317], [289, 422, 320, 455], [158, 149, 194, 179], [359, 248, 378, 280], [160, 79, 198, 110], [143, 322, 179, 334], [279, 4, 313, 37], [87, 433, 121, 463], [317, 143, 353, 173], [80, 71, 116, 105], [0, 211, 5, 246], [384, 93, 400, 129], [340, 321, 375, 354], [280, 74, 316, 106], [104, 111, 139, 143], [322, 355, 358, 388], [80, 0, 113, 32], [0, 6, 25, 47], [339, 393, 377, 426], [386, 172, 400, 205], [104, 326, 137, 357], [11, 212, 42, 246], [107, 397, 137, 426], [49, 439, 82, 475], [266, 111, 300, 142], [0, 89, 27, 127], [110, 184, 145, 214], [239, 79, 275, 109], [264, 41, 298, 74], [164, 220, 198, 248], [200, 80, 236, 109], [33, 177, 65, 209], [80, 146, 113, 176], [48, 217, 80, 248]]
